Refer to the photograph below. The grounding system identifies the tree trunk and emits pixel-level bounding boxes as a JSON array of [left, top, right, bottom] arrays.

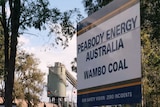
[[1, 0, 10, 107], [4, 0, 21, 107]]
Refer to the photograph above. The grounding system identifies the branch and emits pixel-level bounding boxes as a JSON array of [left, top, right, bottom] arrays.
[[1, 0, 6, 29], [9, 0, 13, 12], [19, 32, 39, 37]]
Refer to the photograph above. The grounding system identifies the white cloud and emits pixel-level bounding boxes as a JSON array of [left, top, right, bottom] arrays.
[[18, 35, 30, 47]]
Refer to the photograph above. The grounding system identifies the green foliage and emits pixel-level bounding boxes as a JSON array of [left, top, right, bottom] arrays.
[[140, 0, 160, 41], [140, 0, 160, 105], [0, 22, 5, 101], [48, 8, 83, 48], [19, 0, 83, 48], [141, 33, 160, 106], [82, 0, 113, 15], [14, 50, 45, 106], [71, 58, 77, 73], [0, 23, 4, 78]]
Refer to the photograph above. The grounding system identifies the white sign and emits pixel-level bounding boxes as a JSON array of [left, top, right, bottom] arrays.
[[77, 3, 141, 90]]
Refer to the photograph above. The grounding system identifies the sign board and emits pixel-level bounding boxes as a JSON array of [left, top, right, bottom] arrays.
[[77, 0, 141, 106]]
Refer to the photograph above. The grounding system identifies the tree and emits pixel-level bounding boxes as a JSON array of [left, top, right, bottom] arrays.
[[0, 0, 82, 106], [14, 50, 45, 107], [141, 33, 160, 107]]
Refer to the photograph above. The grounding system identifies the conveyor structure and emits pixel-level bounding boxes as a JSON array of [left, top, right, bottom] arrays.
[[65, 69, 77, 88]]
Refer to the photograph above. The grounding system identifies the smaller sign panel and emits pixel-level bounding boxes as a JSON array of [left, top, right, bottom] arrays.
[[78, 85, 141, 106]]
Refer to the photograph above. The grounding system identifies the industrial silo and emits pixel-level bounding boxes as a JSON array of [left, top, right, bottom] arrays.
[[47, 62, 66, 106]]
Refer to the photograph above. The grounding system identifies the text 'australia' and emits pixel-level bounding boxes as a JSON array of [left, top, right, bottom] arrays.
[[86, 38, 124, 62]]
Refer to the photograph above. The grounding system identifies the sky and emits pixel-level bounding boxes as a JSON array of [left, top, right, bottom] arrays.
[[18, 0, 87, 103]]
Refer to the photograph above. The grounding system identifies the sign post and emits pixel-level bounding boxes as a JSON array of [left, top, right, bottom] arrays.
[[77, 0, 141, 106]]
